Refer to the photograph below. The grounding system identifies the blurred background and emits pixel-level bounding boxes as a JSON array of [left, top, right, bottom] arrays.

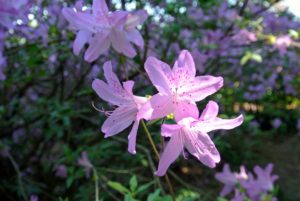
[[0, 0, 299, 200]]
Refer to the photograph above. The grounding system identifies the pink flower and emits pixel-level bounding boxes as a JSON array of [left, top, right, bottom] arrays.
[[253, 163, 278, 192], [77, 151, 93, 178], [155, 101, 243, 176], [215, 164, 248, 196], [62, 0, 147, 62], [274, 35, 292, 55], [232, 29, 257, 45], [139, 50, 223, 122], [92, 61, 148, 154], [55, 165, 68, 178]]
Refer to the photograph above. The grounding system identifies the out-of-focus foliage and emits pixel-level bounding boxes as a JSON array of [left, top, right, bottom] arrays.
[[0, 0, 299, 201]]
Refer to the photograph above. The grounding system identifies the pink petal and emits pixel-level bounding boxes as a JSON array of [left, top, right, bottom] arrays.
[[184, 76, 223, 102], [199, 101, 219, 121], [155, 133, 183, 176], [144, 57, 171, 94], [62, 8, 97, 33], [102, 106, 136, 137], [127, 120, 140, 154], [84, 32, 110, 62], [161, 124, 182, 137], [148, 94, 174, 120], [184, 130, 220, 168], [173, 50, 196, 77], [174, 100, 199, 122], [125, 10, 148, 30], [92, 79, 126, 106], [200, 115, 244, 133], [73, 30, 91, 56], [110, 11, 128, 27], [126, 29, 144, 48], [92, 0, 108, 18], [123, 81, 134, 94], [103, 61, 122, 89], [111, 29, 136, 58], [220, 186, 234, 197]]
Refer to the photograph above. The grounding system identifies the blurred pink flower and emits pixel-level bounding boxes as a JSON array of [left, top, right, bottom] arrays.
[[29, 195, 38, 201], [92, 61, 148, 154], [77, 151, 93, 178], [215, 164, 248, 196], [274, 35, 292, 55], [232, 29, 257, 45], [62, 0, 147, 62], [55, 165, 68, 178], [254, 163, 278, 192], [155, 101, 243, 176], [139, 50, 223, 122]]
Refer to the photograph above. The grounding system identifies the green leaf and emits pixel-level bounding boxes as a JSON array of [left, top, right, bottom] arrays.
[[136, 181, 155, 194], [124, 194, 139, 201], [240, 52, 251, 65], [147, 189, 161, 201], [129, 175, 138, 192], [107, 181, 130, 195], [251, 53, 262, 63], [288, 29, 299, 39]]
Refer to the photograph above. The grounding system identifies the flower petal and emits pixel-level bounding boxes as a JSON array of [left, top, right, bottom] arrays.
[[84, 32, 110, 62], [73, 30, 91, 56], [92, 0, 108, 18], [155, 133, 183, 176], [174, 100, 199, 122], [103, 61, 122, 89], [126, 29, 144, 48], [144, 57, 171, 94], [184, 130, 220, 168], [173, 50, 196, 77], [199, 101, 219, 121], [199, 115, 244, 133], [161, 124, 182, 137], [125, 9, 148, 30], [184, 76, 223, 102], [127, 120, 140, 154], [110, 11, 128, 27], [101, 106, 136, 137], [123, 81, 135, 94], [92, 79, 126, 105], [111, 29, 136, 58], [142, 94, 174, 120], [62, 8, 97, 33]]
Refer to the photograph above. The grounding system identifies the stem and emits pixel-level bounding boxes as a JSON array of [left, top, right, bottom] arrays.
[[93, 168, 99, 201], [141, 120, 176, 201], [119, 55, 128, 81], [7, 153, 27, 201]]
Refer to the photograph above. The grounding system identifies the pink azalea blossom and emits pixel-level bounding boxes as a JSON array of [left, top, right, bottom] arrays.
[[92, 61, 147, 154], [139, 50, 224, 122], [253, 163, 278, 192], [62, 0, 147, 62], [77, 151, 93, 178], [155, 101, 243, 176], [274, 35, 292, 55], [232, 29, 257, 45], [215, 164, 248, 196]]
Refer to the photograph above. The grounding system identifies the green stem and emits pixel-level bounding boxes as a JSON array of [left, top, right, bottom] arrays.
[[120, 55, 128, 81], [7, 153, 27, 201], [93, 168, 99, 201], [141, 120, 177, 201]]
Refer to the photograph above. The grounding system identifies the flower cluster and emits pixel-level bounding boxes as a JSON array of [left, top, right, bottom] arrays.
[[216, 163, 279, 201], [62, 0, 147, 62], [92, 50, 243, 176]]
